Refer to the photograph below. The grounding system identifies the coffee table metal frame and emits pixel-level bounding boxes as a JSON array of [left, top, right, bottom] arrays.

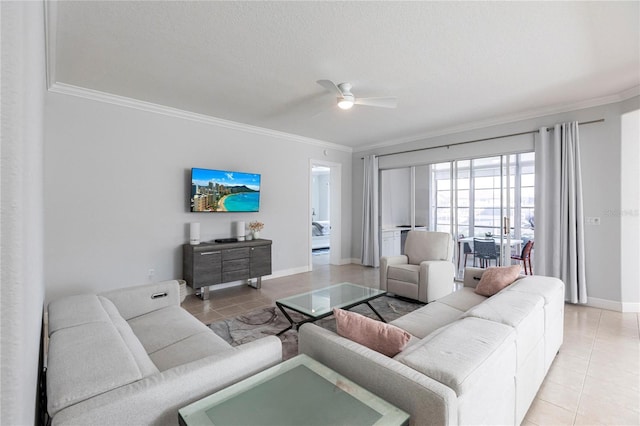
[[275, 282, 387, 336]]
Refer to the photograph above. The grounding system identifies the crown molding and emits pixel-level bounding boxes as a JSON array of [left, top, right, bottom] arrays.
[[42, 0, 351, 153], [48, 82, 353, 153], [356, 85, 640, 153]]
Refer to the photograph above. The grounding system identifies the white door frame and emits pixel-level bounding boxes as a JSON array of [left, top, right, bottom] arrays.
[[309, 159, 342, 269]]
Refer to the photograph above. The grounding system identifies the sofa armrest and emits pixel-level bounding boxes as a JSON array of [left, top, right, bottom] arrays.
[[419, 260, 455, 302], [463, 267, 485, 289], [299, 324, 457, 426], [51, 336, 282, 426], [380, 255, 408, 291]]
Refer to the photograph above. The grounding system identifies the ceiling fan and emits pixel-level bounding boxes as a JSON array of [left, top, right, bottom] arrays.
[[316, 80, 398, 110]]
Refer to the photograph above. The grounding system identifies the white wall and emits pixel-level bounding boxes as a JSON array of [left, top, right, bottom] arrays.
[[353, 96, 640, 310], [44, 92, 352, 302], [620, 109, 640, 311], [0, 2, 46, 425]]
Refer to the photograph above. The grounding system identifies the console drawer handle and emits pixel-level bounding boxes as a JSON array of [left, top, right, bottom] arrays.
[[200, 251, 220, 256], [151, 292, 167, 299]]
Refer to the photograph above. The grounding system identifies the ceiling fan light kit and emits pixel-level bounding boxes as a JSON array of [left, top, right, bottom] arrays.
[[317, 79, 398, 111], [337, 96, 355, 110]]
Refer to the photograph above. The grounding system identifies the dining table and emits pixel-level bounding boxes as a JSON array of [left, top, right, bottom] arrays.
[[457, 236, 524, 270]]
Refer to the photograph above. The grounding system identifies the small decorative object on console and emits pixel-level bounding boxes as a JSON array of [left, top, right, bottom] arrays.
[[249, 221, 264, 239]]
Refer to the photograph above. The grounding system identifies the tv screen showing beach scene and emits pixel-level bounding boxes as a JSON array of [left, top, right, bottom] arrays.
[[191, 168, 261, 212]]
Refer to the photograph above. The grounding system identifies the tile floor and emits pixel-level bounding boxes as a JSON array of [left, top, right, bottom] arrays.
[[182, 263, 640, 425]]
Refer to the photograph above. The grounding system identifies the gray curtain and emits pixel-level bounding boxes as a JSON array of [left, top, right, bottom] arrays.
[[535, 122, 587, 303], [361, 155, 379, 267]]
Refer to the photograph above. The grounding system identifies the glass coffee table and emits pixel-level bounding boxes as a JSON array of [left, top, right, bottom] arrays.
[[178, 354, 409, 426], [275, 282, 387, 335]]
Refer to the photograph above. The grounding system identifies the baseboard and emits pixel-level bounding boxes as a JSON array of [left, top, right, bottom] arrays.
[[264, 266, 311, 280], [621, 302, 640, 313], [348, 258, 383, 267], [349, 258, 379, 266], [588, 297, 640, 313], [586, 297, 621, 312]]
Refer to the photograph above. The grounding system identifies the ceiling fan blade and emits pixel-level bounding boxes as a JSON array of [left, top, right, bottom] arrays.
[[354, 97, 398, 108], [316, 79, 343, 96]]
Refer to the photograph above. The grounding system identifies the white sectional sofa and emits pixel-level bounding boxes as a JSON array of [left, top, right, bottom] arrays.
[[46, 280, 282, 425], [299, 268, 564, 425]]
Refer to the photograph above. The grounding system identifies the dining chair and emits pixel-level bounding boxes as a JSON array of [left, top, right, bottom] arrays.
[[511, 240, 534, 275], [458, 234, 476, 267], [473, 238, 499, 268]]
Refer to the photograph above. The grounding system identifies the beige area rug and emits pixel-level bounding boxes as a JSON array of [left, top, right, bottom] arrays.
[[208, 295, 424, 361]]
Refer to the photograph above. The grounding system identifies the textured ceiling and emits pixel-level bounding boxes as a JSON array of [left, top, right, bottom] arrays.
[[51, 1, 639, 149]]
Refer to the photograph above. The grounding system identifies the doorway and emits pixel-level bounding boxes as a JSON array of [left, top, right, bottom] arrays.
[[309, 160, 341, 269]]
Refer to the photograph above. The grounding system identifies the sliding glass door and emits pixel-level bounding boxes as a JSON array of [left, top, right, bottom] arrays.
[[380, 151, 535, 279], [430, 153, 534, 278]]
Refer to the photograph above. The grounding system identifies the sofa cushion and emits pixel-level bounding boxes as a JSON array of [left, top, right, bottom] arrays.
[[464, 291, 544, 329], [128, 305, 213, 355], [47, 322, 144, 416], [507, 275, 564, 304], [387, 264, 420, 284], [405, 231, 452, 263], [334, 308, 411, 357], [48, 294, 158, 378], [464, 291, 545, 366], [48, 295, 111, 335], [506, 275, 565, 372], [437, 287, 487, 312], [391, 301, 463, 339], [98, 297, 159, 377], [149, 331, 234, 371], [474, 265, 522, 296], [395, 317, 515, 396]]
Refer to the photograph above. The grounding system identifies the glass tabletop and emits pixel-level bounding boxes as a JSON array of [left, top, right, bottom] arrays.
[[275, 283, 386, 319], [178, 354, 409, 426]]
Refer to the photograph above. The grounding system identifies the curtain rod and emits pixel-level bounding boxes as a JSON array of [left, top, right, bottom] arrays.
[[362, 118, 605, 159]]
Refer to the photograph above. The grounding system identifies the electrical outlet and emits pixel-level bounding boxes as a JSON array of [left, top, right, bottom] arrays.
[[585, 217, 601, 226], [148, 269, 155, 277]]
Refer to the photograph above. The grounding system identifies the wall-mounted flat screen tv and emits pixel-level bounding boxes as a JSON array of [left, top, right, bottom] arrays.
[[191, 168, 261, 212]]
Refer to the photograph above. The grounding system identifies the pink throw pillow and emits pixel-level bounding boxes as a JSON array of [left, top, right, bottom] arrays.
[[333, 308, 411, 357], [475, 265, 522, 296]]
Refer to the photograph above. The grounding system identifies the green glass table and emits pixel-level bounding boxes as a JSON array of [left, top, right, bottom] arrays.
[[178, 354, 409, 426], [275, 282, 387, 335]]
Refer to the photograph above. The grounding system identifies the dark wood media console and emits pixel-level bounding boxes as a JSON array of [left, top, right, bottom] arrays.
[[183, 239, 272, 300]]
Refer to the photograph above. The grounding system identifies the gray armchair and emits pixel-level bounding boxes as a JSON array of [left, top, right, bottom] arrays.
[[380, 231, 455, 303]]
